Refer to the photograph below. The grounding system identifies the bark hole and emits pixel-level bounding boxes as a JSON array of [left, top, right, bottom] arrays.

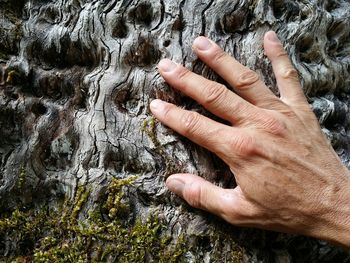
[[31, 102, 47, 116], [124, 37, 161, 67], [272, 0, 300, 20], [172, 17, 186, 31], [128, 2, 154, 26], [30, 34, 99, 69], [112, 17, 128, 38], [222, 6, 252, 33], [0, 108, 21, 147]]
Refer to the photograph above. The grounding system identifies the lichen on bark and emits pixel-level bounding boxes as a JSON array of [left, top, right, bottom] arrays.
[[0, 0, 350, 262]]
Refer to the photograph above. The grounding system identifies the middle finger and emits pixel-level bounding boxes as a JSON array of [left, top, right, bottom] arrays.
[[158, 59, 259, 125]]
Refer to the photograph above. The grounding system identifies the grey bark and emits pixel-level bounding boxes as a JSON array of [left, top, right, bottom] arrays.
[[0, 0, 350, 262]]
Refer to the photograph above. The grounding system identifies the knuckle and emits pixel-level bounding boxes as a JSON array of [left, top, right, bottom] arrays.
[[161, 103, 173, 120], [183, 183, 203, 209], [257, 98, 285, 111], [234, 99, 250, 115], [281, 67, 299, 81], [212, 48, 227, 64], [236, 70, 260, 91], [275, 49, 289, 59], [177, 67, 192, 81], [228, 134, 256, 156], [259, 114, 287, 135], [181, 111, 201, 135], [236, 205, 261, 221], [229, 100, 250, 125], [279, 108, 298, 119], [221, 193, 261, 223], [203, 83, 227, 106]]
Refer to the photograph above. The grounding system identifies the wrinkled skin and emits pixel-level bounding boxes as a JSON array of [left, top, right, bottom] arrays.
[[150, 31, 350, 248]]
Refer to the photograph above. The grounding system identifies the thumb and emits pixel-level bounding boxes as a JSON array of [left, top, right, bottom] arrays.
[[166, 174, 248, 224]]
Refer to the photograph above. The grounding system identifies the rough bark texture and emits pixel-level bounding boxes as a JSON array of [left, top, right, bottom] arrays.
[[0, 0, 350, 262]]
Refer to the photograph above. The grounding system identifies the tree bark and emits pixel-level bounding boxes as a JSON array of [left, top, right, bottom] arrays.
[[0, 0, 349, 262]]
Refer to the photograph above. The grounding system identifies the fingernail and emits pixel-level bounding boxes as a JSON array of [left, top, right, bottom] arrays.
[[193, 36, 212, 51], [150, 99, 165, 112], [267, 31, 281, 43], [166, 178, 185, 195], [158, 59, 177, 72]]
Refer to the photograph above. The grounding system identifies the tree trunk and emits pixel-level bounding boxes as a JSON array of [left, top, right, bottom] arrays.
[[0, 0, 349, 261]]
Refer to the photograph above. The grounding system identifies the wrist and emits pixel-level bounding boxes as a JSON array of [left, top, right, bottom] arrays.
[[314, 169, 350, 249]]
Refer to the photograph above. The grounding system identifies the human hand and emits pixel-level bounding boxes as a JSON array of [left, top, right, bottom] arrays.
[[150, 31, 350, 248]]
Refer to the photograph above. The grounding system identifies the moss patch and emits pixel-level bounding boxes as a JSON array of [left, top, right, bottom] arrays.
[[0, 178, 189, 262], [0, 1, 24, 57], [142, 116, 161, 149], [0, 176, 244, 262], [16, 165, 26, 190]]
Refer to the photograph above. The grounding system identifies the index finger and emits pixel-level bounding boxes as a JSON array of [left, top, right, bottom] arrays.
[[150, 99, 235, 156]]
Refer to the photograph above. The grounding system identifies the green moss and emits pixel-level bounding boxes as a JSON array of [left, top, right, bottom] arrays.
[[104, 176, 136, 219], [160, 235, 188, 263], [209, 236, 244, 263], [6, 70, 20, 85], [31, 177, 186, 262], [142, 117, 162, 151], [0, 177, 190, 262], [141, 116, 183, 176], [0, 0, 23, 60], [16, 165, 26, 190], [10, 256, 27, 263], [231, 242, 244, 263], [0, 176, 244, 262], [4, 67, 26, 86], [70, 186, 91, 224], [0, 15, 23, 55]]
